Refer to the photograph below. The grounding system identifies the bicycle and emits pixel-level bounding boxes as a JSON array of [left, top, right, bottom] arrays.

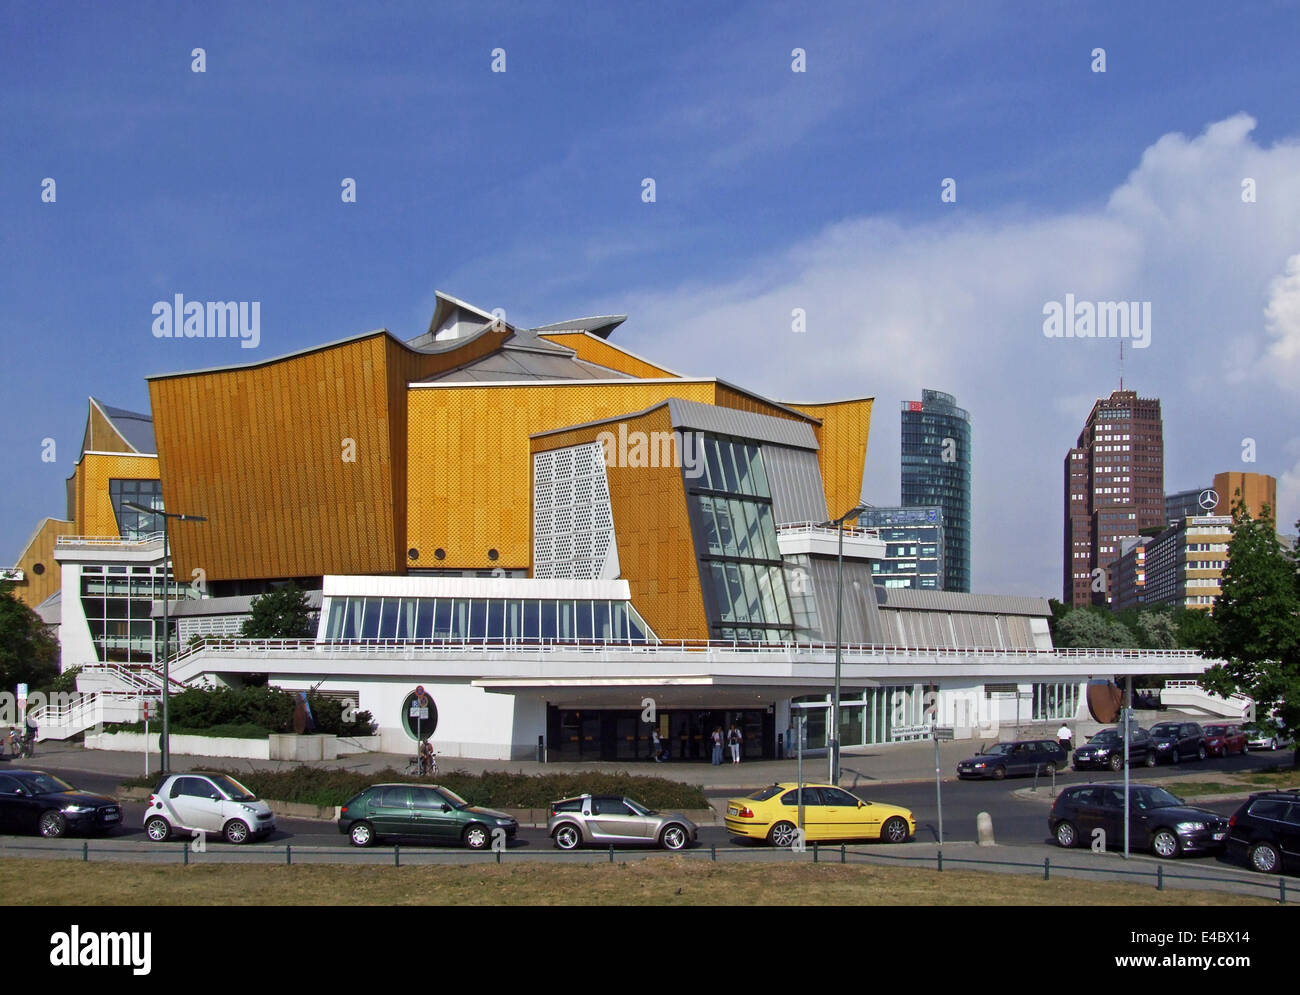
[[404, 751, 438, 777]]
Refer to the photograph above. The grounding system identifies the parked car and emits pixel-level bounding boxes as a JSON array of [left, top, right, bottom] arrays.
[[0, 769, 121, 838], [1225, 789, 1300, 874], [338, 782, 517, 849], [1071, 727, 1157, 771], [547, 794, 697, 851], [1203, 724, 1248, 757], [1147, 721, 1207, 764], [144, 772, 276, 845], [1049, 782, 1228, 859], [724, 783, 914, 846], [956, 740, 1066, 779], [1245, 723, 1294, 752]]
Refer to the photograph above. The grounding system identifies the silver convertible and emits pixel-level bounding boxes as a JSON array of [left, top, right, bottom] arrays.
[[547, 793, 698, 851]]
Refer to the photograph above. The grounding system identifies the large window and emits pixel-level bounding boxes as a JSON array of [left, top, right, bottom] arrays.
[[79, 562, 189, 663], [690, 436, 793, 643], [1032, 682, 1080, 721], [322, 596, 657, 644], [108, 479, 163, 539]]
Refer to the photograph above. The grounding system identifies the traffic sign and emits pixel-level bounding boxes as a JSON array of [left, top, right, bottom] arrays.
[[932, 726, 955, 741], [892, 724, 931, 738]]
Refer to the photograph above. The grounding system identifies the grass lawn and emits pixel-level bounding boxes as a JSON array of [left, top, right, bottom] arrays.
[[1165, 768, 1300, 799], [0, 857, 1271, 906]]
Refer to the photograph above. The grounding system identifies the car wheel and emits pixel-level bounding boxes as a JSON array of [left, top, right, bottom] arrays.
[[1170, 749, 1180, 764], [1196, 745, 1207, 761], [38, 811, 67, 839], [348, 821, 375, 847], [882, 816, 910, 844], [145, 816, 171, 842], [1109, 754, 1124, 772], [992, 765, 1006, 780], [1145, 751, 1156, 767], [768, 821, 799, 848], [1054, 820, 1079, 848], [553, 823, 582, 850], [1269, 738, 1278, 751], [1152, 829, 1180, 859], [1249, 842, 1280, 873], [463, 824, 490, 850], [659, 824, 688, 851], [1043, 762, 1057, 776], [223, 819, 251, 845]]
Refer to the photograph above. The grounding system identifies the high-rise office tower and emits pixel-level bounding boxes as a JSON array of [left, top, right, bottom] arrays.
[[901, 389, 971, 592], [1063, 389, 1164, 607]]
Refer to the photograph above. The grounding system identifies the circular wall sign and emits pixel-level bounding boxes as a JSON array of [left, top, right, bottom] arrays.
[[1197, 488, 1219, 512], [401, 689, 438, 741]]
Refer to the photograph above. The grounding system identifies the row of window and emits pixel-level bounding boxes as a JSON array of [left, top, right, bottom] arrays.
[[696, 495, 781, 561], [321, 596, 657, 643]]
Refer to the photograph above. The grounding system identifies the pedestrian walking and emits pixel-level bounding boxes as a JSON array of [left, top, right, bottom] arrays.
[[711, 726, 723, 765], [1056, 723, 1073, 756], [651, 728, 665, 762], [785, 720, 796, 759], [728, 723, 742, 764]]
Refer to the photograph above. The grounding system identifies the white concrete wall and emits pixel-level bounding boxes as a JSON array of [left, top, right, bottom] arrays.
[[57, 563, 100, 671], [85, 731, 271, 759]]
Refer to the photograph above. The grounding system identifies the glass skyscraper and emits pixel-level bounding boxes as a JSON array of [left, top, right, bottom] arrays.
[[901, 389, 971, 592], [857, 506, 944, 590]]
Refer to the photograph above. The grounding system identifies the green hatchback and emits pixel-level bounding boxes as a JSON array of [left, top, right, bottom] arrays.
[[338, 783, 519, 849]]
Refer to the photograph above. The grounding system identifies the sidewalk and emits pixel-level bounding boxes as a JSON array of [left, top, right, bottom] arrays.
[[26, 729, 1069, 790]]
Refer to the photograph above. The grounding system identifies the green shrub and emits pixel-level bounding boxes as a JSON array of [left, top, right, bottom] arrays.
[[119, 767, 709, 810]]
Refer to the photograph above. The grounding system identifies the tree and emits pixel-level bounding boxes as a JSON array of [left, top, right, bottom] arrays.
[[1196, 503, 1300, 766], [240, 583, 315, 639], [1052, 606, 1140, 649], [0, 582, 60, 693], [1133, 610, 1179, 650]]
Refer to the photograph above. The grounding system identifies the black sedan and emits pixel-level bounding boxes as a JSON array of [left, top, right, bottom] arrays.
[[1071, 727, 1157, 771], [956, 739, 1066, 779], [1050, 782, 1228, 859], [0, 769, 123, 838]]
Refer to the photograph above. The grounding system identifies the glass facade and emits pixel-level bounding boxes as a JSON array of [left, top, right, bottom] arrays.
[[901, 390, 971, 592], [858, 506, 944, 590], [79, 563, 189, 662], [791, 685, 929, 750], [321, 595, 656, 643], [1032, 682, 1080, 721], [108, 479, 164, 539], [687, 436, 794, 642]]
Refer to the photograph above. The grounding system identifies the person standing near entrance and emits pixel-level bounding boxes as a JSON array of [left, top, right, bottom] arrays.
[[711, 726, 723, 765], [785, 719, 796, 759], [1056, 723, 1073, 756], [728, 723, 742, 764], [651, 728, 665, 762]]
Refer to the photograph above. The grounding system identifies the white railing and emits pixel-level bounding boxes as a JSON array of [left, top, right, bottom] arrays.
[[29, 690, 157, 741], [172, 636, 1217, 663], [777, 522, 880, 540], [55, 532, 165, 547]]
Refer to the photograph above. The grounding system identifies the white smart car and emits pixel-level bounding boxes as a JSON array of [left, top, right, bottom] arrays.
[[144, 772, 276, 844]]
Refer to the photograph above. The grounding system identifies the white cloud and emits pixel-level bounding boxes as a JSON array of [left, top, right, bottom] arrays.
[[618, 114, 1300, 595]]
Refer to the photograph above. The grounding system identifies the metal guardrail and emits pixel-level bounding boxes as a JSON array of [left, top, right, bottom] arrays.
[[0, 838, 1287, 902], [55, 533, 165, 547]]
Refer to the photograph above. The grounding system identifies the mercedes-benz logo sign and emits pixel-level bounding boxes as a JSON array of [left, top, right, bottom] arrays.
[[1198, 488, 1219, 512]]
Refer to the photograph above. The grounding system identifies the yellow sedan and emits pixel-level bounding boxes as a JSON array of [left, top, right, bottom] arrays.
[[724, 782, 916, 846]]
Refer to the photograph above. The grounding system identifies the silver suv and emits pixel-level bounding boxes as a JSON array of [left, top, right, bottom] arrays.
[[144, 772, 276, 845], [547, 794, 697, 851]]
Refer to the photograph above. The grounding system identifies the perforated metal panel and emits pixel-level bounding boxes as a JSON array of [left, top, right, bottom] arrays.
[[533, 443, 619, 579]]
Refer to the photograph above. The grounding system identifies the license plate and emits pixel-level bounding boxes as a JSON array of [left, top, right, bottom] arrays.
[[103, 812, 120, 821], [1213, 832, 1225, 840], [727, 807, 738, 816]]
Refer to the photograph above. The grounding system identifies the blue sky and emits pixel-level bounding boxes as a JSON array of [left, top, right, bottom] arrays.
[[3, 1, 1299, 596]]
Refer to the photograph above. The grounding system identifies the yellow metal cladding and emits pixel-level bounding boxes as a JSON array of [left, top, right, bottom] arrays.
[[407, 381, 721, 570], [9, 518, 74, 608], [75, 453, 160, 537], [1212, 471, 1276, 519], [783, 398, 874, 518], [530, 406, 708, 640], [536, 332, 681, 379], [147, 331, 501, 582]]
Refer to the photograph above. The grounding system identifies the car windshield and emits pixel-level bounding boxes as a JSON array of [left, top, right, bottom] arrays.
[[1089, 731, 1121, 745], [747, 785, 785, 802], [439, 787, 469, 808], [18, 773, 75, 795], [205, 774, 257, 801], [983, 743, 1014, 755], [624, 798, 652, 816], [1130, 787, 1183, 810], [1150, 725, 1179, 737], [1204, 726, 1226, 735]]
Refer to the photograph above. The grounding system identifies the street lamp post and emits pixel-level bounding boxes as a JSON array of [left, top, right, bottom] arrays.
[[124, 501, 206, 775], [819, 503, 868, 784]]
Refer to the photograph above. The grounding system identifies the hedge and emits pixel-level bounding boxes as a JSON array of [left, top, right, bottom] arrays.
[[109, 685, 377, 738], [121, 766, 710, 810]]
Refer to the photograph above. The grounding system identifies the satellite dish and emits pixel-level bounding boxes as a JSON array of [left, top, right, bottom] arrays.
[[1086, 680, 1124, 723]]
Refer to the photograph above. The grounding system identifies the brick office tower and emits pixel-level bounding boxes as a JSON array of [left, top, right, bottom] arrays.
[[1063, 390, 1164, 607]]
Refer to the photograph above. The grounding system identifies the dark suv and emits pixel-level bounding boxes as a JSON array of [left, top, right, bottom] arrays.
[[1226, 789, 1300, 875], [1147, 721, 1207, 764], [1071, 727, 1157, 771], [1049, 782, 1228, 858]]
